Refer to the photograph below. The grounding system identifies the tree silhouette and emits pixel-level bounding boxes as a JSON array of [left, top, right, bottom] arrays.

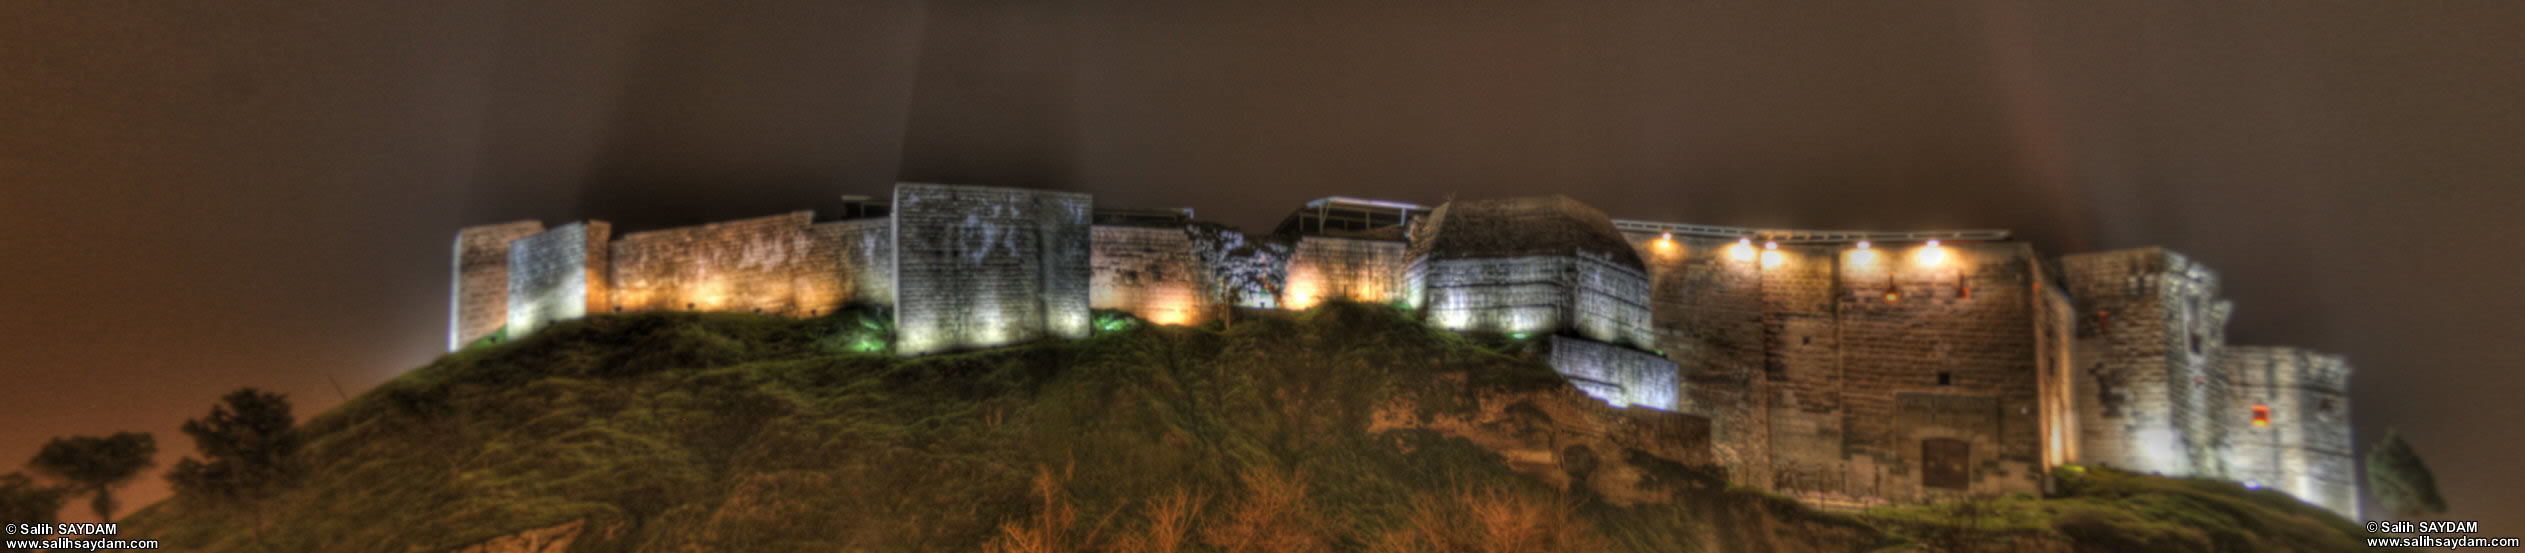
[[2365, 429, 2448, 520], [167, 388, 302, 548], [0, 472, 67, 530], [1186, 223, 1290, 328], [25, 432, 155, 523]]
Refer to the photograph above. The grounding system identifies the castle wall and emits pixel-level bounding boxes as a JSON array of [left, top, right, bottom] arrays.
[[1628, 233, 1772, 490], [2060, 248, 2230, 477], [1283, 236, 1408, 309], [1825, 242, 2047, 502], [1548, 336, 1679, 410], [1413, 255, 1653, 346], [893, 183, 1092, 356], [811, 218, 895, 308], [2223, 346, 2358, 519], [2033, 263, 2080, 469], [450, 220, 545, 350], [607, 211, 860, 318], [505, 221, 610, 337], [1091, 224, 1211, 325], [1624, 234, 2047, 504], [442, 190, 2359, 513]]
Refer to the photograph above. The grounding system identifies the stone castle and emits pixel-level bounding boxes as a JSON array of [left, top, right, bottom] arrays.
[[450, 183, 2357, 519]]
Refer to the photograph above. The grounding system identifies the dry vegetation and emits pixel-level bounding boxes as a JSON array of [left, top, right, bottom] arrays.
[[983, 465, 1605, 553]]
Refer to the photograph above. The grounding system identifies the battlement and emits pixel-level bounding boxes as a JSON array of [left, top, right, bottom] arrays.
[[447, 184, 2356, 518]]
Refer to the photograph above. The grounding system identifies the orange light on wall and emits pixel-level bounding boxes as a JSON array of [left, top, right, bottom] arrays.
[[2251, 405, 2271, 428], [1759, 241, 1783, 268], [1728, 238, 1756, 262], [1916, 239, 1948, 267], [1284, 278, 1321, 310], [1851, 240, 1877, 266]]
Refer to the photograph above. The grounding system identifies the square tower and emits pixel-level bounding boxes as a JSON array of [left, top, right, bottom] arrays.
[[891, 183, 1093, 356]]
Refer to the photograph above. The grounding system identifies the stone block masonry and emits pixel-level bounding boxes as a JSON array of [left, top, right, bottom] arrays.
[[1624, 234, 2054, 504], [506, 221, 610, 337], [1548, 336, 1679, 410], [609, 211, 858, 318], [450, 220, 545, 350], [892, 183, 1092, 356], [1091, 225, 1213, 325], [2223, 346, 2357, 519], [1407, 197, 1655, 348], [811, 217, 895, 308], [1283, 236, 1408, 309], [2059, 248, 2231, 477]]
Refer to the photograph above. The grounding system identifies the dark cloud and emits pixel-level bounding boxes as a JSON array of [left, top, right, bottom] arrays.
[[3, 0, 2518, 525]]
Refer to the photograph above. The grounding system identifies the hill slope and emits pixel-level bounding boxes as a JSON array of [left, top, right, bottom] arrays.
[[121, 303, 2382, 552]]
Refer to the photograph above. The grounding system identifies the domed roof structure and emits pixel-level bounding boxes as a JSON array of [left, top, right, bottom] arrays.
[[1408, 195, 1644, 269]]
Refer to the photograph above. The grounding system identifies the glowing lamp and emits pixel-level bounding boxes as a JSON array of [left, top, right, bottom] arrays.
[[1917, 239, 1948, 267], [2251, 405, 2270, 428], [2244, 481, 2262, 490], [1759, 241, 1783, 268], [1728, 238, 1756, 261], [1850, 240, 1877, 266], [1883, 289, 1901, 302]]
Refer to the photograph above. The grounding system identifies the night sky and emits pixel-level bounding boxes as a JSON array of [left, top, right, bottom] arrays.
[[4, 1, 2520, 526]]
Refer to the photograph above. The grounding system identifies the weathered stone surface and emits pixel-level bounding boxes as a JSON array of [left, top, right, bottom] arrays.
[[1283, 236, 1407, 309], [1625, 233, 2052, 504], [608, 211, 865, 318], [892, 183, 1092, 356], [2223, 346, 2357, 519], [1090, 224, 1211, 324], [450, 220, 544, 350], [1548, 336, 1678, 410], [2059, 248, 2232, 477], [1408, 197, 1655, 348], [506, 221, 608, 337]]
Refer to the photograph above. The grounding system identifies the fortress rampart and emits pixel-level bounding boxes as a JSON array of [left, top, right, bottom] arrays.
[[449, 183, 2358, 519]]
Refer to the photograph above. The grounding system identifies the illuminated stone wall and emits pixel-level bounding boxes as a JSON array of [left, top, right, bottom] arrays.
[[1623, 233, 2050, 503], [450, 220, 545, 350], [1090, 225, 1211, 325], [506, 221, 610, 337], [1407, 197, 1654, 347], [1825, 241, 2047, 502], [1283, 236, 1407, 309], [2222, 346, 2357, 519], [892, 183, 1092, 356], [2033, 265, 2081, 470], [2059, 248, 2231, 477], [813, 218, 895, 308], [1627, 233, 1771, 488], [608, 211, 862, 318], [1548, 336, 1678, 410], [442, 187, 2359, 513]]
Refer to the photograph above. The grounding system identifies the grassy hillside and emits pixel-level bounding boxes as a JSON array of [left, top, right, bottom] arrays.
[[119, 302, 2385, 553]]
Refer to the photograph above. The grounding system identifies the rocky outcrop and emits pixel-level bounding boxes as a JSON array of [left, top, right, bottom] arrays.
[[1370, 375, 1718, 505]]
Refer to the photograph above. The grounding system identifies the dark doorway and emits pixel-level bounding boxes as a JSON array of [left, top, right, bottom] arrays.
[[1922, 438, 1971, 490]]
